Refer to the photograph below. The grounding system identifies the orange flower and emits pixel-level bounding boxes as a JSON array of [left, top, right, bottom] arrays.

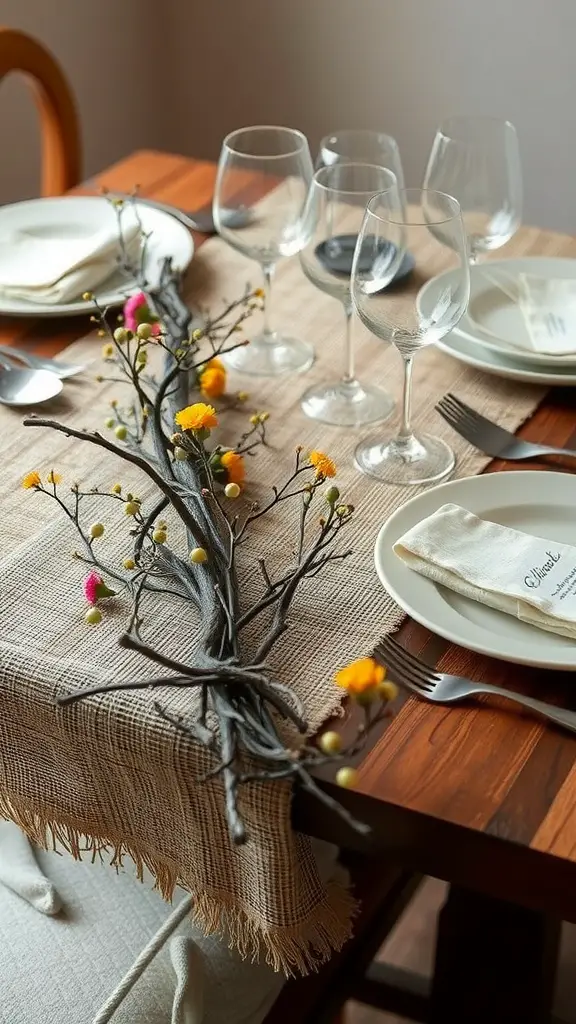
[[199, 358, 226, 399], [309, 450, 336, 479], [175, 403, 218, 432], [22, 471, 41, 490], [221, 450, 245, 486], [335, 657, 385, 696]]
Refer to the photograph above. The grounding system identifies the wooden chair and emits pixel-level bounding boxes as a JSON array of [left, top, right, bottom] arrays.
[[0, 26, 81, 195]]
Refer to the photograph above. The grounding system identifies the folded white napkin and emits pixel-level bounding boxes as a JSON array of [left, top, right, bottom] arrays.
[[518, 274, 576, 356], [0, 208, 140, 305], [394, 503, 576, 638]]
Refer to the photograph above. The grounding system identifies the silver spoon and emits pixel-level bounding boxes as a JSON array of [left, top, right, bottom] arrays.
[[0, 359, 63, 406], [0, 344, 86, 379]]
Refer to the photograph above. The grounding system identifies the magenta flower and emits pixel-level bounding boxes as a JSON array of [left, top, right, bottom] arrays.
[[123, 292, 161, 336], [83, 572, 116, 605]]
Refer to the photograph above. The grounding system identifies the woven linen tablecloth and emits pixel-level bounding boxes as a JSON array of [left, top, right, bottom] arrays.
[[1, 220, 566, 974]]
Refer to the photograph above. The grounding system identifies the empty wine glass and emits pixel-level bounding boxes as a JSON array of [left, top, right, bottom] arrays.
[[317, 129, 405, 189], [299, 163, 401, 426], [214, 125, 315, 376], [352, 188, 470, 485], [423, 115, 522, 264]]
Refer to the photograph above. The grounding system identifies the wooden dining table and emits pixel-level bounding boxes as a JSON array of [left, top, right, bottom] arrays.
[[7, 148, 576, 1023]]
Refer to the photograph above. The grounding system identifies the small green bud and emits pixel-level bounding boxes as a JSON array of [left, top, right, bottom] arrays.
[[224, 482, 241, 499], [335, 766, 359, 789], [113, 326, 128, 343], [174, 447, 188, 461], [319, 731, 343, 755], [123, 557, 136, 570], [105, 417, 115, 429], [152, 529, 167, 544], [89, 523, 105, 539], [115, 425, 128, 441], [325, 486, 340, 504], [85, 607, 102, 625], [189, 547, 208, 564], [124, 501, 139, 517], [137, 322, 152, 340], [112, 483, 122, 494], [136, 349, 148, 365]]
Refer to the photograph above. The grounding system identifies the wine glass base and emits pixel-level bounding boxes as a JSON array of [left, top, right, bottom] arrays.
[[354, 432, 455, 486], [301, 379, 395, 427], [223, 333, 315, 376]]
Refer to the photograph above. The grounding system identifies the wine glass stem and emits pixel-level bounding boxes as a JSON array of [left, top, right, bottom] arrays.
[[262, 264, 275, 340], [398, 353, 414, 441], [342, 302, 355, 385]]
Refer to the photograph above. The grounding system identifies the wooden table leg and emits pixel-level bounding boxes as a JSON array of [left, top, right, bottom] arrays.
[[429, 885, 560, 1023]]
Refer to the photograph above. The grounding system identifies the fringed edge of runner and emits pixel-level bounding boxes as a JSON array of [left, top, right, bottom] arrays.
[[0, 790, 356, 977]]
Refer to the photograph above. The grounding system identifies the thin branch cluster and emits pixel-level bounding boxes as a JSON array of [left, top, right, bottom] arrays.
[[23, 203, 391, 841]]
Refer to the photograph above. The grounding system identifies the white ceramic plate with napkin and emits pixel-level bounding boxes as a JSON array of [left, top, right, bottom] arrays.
[[434, 328, 576, 385], [374, 471, 576, 670], [418, 258, 576, 367], [0, 196, 194, 317]]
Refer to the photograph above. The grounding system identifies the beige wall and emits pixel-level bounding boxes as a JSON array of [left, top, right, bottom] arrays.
[[2, 0, 576, 231], [0, 0, 164, 201]]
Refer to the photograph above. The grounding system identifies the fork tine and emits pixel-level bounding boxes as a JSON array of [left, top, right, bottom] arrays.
[[378, 634, 440, 681], [375, 643, 436, 692], [436, 402, 475, 439], [445, 393, 492, 431], [440, 394, 480, 428]]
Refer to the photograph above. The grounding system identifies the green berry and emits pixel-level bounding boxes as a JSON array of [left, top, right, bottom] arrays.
[[85, 607, 102, 625], [189, 547, 208, 564], [318, 731, 343, 755], [137, 322, 152, 340], [335, 766, 359, 789], [152, 529, 167, 544], [89, 523, 104, 539], [115, 425, 128, 441], [325, 486, 340, 504]]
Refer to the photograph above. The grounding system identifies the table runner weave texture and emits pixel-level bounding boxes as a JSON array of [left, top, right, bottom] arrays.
[[1, 218, 572, 974]]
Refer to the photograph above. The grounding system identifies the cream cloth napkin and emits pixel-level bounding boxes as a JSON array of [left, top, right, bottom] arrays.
[[394, 503, 576, 638], [0, 209, 140, 305], [518, 273, 576, 356]]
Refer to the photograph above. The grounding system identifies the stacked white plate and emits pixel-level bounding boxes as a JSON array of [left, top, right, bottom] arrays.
[[418, 257, 576, 386]]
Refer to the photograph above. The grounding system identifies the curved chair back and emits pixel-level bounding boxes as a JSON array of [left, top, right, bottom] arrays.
[[0, 26, 81, 195]]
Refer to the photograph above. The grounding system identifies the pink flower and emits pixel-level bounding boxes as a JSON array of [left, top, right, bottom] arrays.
[[83, 572, 116, 605], [83, 571, 103, 605], [123, 292, 161, 336]]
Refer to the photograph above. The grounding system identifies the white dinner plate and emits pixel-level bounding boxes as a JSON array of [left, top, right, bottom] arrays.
[[418, 258, 576, 368], [0, 196, 194, 317], [375, 472, 576, 670], [434, 328, 576, 385]]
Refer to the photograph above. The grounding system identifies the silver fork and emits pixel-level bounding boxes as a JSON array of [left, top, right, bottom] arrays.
[[0, 345, 86, 380], [436, 392, 576, 461], [374, 634, 576, 734]]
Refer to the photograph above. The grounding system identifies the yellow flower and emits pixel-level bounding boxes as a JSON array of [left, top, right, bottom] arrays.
[[199, 358, 226, 399], [253, 287, 265, 299], [335, 657, 385, 697], [101, 343, 115, 359], [22, 471, 41, 490], [309, 450, 336, 479], [221, 450, 245, 487], [46, 471, 62, 485], [175, 403, 218, 432]]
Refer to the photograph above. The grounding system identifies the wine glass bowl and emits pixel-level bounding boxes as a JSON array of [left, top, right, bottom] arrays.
[[423, 115, 522, 263], [299, 162, 402, 426], [352, 188, 470, 485], [318, 129, 405, 191], [213, 125, 315, 376]]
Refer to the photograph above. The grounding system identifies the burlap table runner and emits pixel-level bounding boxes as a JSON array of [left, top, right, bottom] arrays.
[[2, 217, 569, 974]]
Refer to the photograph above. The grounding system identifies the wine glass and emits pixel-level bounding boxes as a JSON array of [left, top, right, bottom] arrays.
[[299, 163, 401, 426], [423, 115, 522, 264], [352, 188, 470, 485], [317, 129, 405, 189], [213, 125, 315, 376]]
